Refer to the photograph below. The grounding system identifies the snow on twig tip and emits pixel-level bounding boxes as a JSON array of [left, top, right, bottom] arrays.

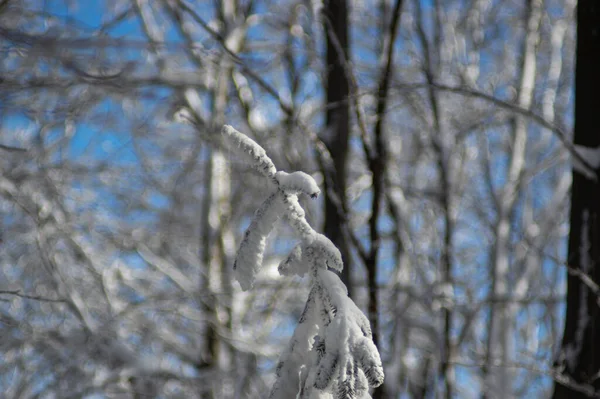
[[278, 244, 307, 277], [221, 125, 277, 178], [275, 171, 321, 198], [308, 234, 344, 272], [312, 269, 384, 395], [278, 235, 342, 278], [354, 338, 385, 387]]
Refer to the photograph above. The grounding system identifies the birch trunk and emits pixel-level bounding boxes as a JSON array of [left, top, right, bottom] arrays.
[[484, 0, 542, 396]]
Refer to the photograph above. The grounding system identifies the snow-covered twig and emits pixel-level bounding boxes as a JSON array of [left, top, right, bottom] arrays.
[[234, 193, 283, 291], [221, 124, 277, 179], [223, 125, 384, 399]]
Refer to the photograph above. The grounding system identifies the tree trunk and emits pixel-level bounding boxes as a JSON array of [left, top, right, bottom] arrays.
[[323, 0, 352, 295], [553, 1, 600, 397], [483, 1, 542, 396]]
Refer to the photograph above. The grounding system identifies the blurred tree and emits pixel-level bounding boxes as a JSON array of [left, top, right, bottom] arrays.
[[552, 0, 600, 397], [322, 0, 352, 297], [0, 0, 588, 397]]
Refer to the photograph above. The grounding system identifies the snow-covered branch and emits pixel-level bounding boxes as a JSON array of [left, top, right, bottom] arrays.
[[223, 125, 384, 398]]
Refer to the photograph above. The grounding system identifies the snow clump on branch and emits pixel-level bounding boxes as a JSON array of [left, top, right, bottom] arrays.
[[222, 125, 384, 399]]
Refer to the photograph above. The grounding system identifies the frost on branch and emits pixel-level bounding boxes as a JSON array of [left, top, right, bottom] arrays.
[[307, 234, 344, 273], [275, 171, 321, 198], [278, 244, 307, 277], [224, 125, 384, 398], [314, 270, 385, 392], [221, 125, 277, 178], [234, 193, 282, 291]]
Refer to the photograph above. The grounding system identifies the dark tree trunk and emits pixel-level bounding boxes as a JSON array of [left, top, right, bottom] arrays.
[[322, 0, 352, 295], [553, 1, 600, 397]]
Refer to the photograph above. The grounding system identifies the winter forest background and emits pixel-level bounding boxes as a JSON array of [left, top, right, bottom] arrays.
[[2, 0, 600, 398]]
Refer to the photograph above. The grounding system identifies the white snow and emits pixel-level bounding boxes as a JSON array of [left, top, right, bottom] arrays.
[[282, 194, 315, 241], [270, 288, 320, 399], [305, 234, 344, 273], [234, 194, 282, 291], [223, 125, 384, 398], [221, 125, 277, 178], [313, 271, 384, 397], [276, 171, 321, 198], [278, 244, 308, 277]]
